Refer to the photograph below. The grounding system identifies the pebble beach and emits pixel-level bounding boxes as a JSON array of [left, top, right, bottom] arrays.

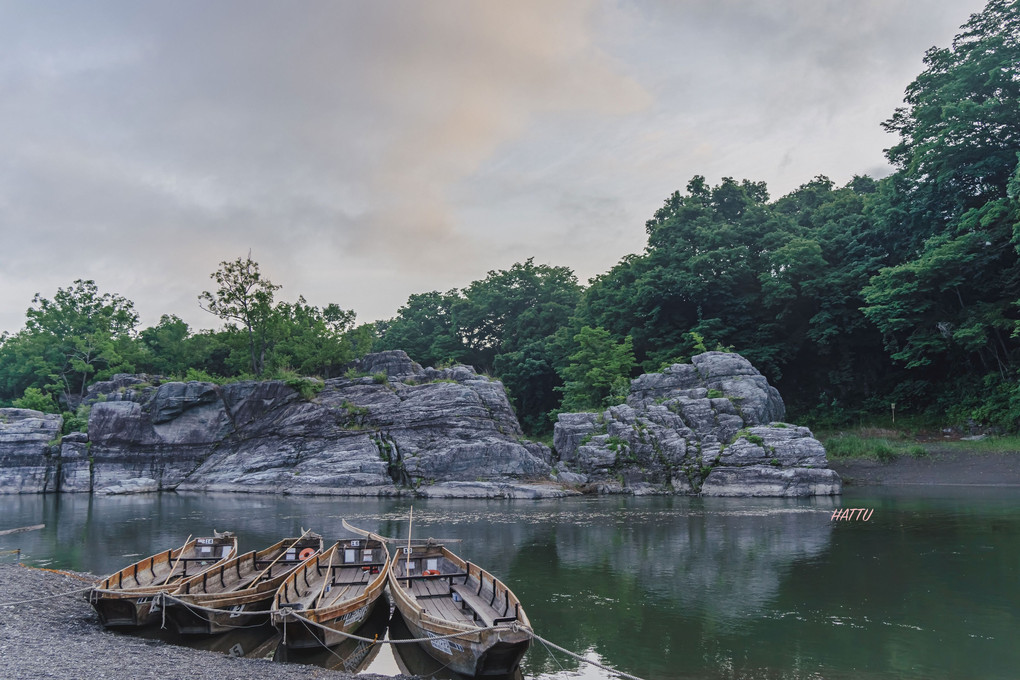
[[0, 564, 414, 680]]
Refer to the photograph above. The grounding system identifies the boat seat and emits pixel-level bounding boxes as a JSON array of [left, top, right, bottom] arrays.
[[449, 585, 498, 627], [398, 570, 468, 581]]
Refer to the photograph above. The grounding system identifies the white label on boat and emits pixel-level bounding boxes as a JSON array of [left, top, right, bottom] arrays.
[[342, 605, 368, 626], [228, 643, 244, 657], [229, 604, 245, 618], [427, 632, 463, 655], [351, 540, 361, 547]]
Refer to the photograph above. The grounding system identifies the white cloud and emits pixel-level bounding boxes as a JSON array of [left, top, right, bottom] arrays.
[[0, 0, 987, 334]]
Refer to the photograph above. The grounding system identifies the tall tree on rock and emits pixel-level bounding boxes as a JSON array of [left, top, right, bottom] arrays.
[[198, 254, 281, 377]]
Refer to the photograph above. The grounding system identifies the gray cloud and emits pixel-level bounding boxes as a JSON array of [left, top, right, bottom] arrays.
[[0, 0, 986, 334]]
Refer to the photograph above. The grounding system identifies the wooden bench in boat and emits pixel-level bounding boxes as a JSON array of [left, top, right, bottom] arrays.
[[449, 584, 519, 627]]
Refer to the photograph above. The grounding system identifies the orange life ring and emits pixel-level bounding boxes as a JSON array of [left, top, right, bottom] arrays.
[[298, 548, 316, 560], [423, 569, 441, 576]]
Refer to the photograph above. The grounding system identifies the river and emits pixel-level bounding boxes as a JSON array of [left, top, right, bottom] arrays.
[[1, 487, 1017, 679]]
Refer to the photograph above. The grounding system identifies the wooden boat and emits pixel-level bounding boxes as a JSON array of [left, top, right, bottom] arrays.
[[270, 530, 390, 650], [344, 519, 532, 677], [164, 533, 324, 634], [87, 532, 238, 628], [388, 608, 524, 680], [273, 595, 389, 672]]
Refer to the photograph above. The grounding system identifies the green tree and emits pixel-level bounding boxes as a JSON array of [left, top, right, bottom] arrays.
[[198, 254, 281, 377], [0, 280, 138, 406], [557, 326, 636, 412], [375, 290, 462, 367], [12, 386, 59, 413], [270, 298, 362, 378], [883, 0, 1020, 223]]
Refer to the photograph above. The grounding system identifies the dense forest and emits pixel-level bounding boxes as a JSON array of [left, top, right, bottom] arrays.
[[2, 0, 1019, 437]]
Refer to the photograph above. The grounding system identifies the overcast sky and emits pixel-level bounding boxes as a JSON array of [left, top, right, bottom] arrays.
[[0, 0, 988, 335]]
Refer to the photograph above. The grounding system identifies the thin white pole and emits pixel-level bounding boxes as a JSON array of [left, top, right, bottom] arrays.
[[405, 505, 413, 580]]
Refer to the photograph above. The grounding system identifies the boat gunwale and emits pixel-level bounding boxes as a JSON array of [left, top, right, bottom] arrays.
[[171, 534, 324, 605], [91, 535, 239, 597], [271, 538, 391, 627]]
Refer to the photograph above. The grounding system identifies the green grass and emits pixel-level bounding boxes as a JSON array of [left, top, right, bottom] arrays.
[[939, 436, 1020, 453], [823, 433, 928, 462]]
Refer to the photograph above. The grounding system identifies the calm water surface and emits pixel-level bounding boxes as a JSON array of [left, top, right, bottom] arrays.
[[1, 488, 1017, 680]]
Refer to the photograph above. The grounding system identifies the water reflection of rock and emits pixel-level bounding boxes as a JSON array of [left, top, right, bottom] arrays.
[[547, 498, 836, 621]]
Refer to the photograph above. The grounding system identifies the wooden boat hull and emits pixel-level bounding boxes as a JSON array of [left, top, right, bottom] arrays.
[[271, 535, 390, 650], [388, 608, 524, 680], [387, 544, 531, 677], [88, 591, 164, 628], [273, 599, 388, 672], [164, 590, 276, 634], [87, 534, 238, 628], [391, 587, 530, 676], [166, 535, 323, 635], [275, 594, 383, 649]]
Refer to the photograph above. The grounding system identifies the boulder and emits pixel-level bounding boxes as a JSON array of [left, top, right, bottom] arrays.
[[553, 352, 840, 497]]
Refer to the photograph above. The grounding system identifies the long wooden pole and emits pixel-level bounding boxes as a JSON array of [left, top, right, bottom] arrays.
[[155, 534, 193, 587], [0, 524, 44, 536], [246, 529, 315, 588], [405, 506, 413, 581]]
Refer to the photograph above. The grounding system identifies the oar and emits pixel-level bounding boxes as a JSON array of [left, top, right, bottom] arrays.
[[242, 528, 316, 590], [312, 545, 337, 609], [341, 518, 461, 544], [155, 534, 192, 587]]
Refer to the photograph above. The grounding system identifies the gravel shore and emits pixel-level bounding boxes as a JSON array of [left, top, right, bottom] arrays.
[[0, 564, 414, 680]]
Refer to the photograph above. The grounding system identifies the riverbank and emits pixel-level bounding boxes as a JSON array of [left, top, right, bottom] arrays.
[[0, 564, 412, 680], [830, 445, 1020, 486]]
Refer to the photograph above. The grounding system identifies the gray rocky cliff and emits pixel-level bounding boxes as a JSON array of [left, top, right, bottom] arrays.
[[0, 409, 63, 493], [0, 351, 557, 498], [552, 351, 841, 497]]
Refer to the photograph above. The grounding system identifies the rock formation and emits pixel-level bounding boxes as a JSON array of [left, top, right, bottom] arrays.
[[0, 351, 557, 498], [0, 409, 62, 493], [0, 350, 839, 497], [552, 352, 841, 496]]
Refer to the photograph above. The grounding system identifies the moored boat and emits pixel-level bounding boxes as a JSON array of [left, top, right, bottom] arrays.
[[270, 529, 390, 650], [343, 518, 532, 677], [87, 532, 238, 628], [164, 532, 324, 634], [273, 594, 389, 672]]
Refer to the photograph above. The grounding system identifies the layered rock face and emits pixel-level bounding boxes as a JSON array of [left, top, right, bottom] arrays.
[[0, 409, 62, 493], [553, 352, 841, 496], [0, 352, 554, 497]]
